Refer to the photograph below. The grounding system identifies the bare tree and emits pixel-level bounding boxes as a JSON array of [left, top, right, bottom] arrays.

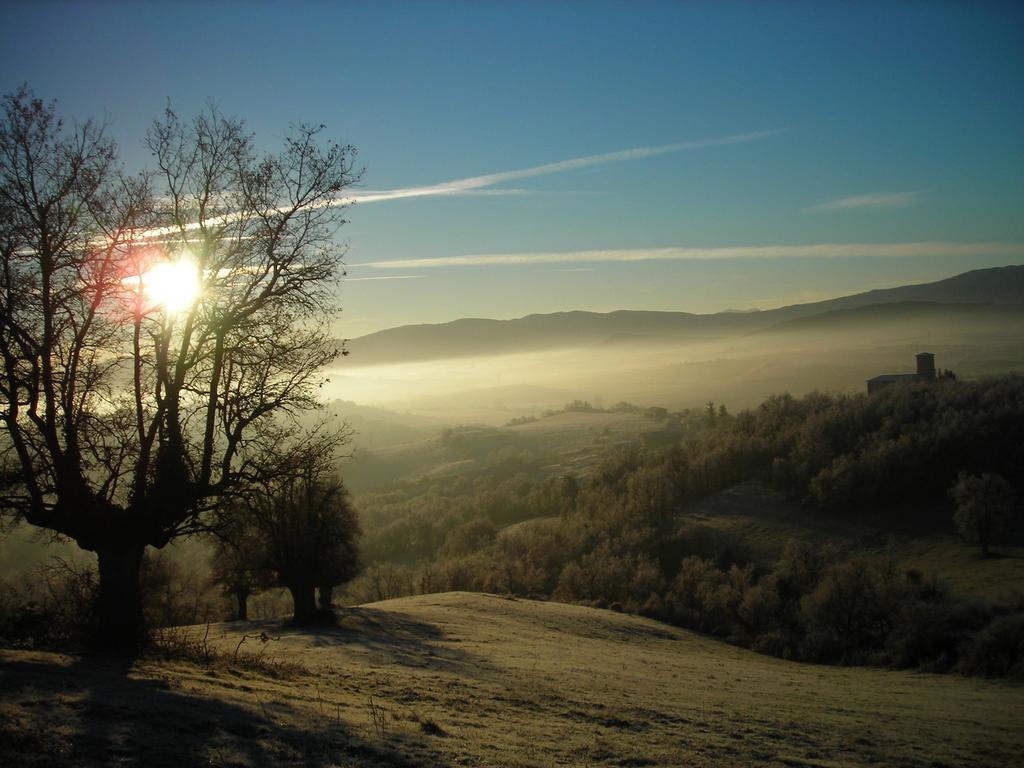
[[0, 87, 359, 651], [209, 508, 274, 621], [950, 472, 1017, 558], [234, 440, 361, 624]]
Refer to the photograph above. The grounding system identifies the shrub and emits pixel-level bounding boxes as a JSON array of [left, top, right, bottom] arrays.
[[751, 631, 789, 658], [738, 579, 782, 638], [800, 559, 888, 659], [950, 472, 1017, 557], [142, 550, 220, 628], [799, 627, 845, 663], [960, 614, 1024, 679], [885, 601, 959, 671], [667, 556, 723, 631], [0, 558, 99, 649]]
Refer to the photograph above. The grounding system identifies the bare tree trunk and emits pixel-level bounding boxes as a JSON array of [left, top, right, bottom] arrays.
[[288, 584, 317, 624], [234, 586, 250, 621], [318, 584, 334, 612], [95, 541, 146, 654]]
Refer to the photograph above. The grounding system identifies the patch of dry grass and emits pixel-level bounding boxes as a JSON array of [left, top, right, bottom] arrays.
[[3, 592, 1022, 766]]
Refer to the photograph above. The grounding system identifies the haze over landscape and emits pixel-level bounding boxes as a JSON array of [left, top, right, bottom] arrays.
[[329, 265, 1024, 425], [2, 3, 1023, 767]]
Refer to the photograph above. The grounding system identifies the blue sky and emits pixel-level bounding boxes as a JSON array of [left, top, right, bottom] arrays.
[[2, 1, 1023, 335]]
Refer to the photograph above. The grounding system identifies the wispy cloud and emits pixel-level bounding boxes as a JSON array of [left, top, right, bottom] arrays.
[[134, 131, 774, 240], [354, 242, 1024, 270], [803, 191, 922, 213], [345, 274, 424, 281], [444, 188, 532, 197], [135, 129, 781, 239], [344, 129, 782, 204], [350, 187, 533, 200]]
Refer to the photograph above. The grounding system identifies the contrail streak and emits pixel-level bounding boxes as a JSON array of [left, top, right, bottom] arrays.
[[343, 129, 782, 204], [132, 130, 782, 239], [354, 242, 1024, 269], [803, 191, 922, 213]]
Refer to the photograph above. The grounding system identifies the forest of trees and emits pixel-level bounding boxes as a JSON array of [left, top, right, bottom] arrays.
[[346, 377, 1024, 676]]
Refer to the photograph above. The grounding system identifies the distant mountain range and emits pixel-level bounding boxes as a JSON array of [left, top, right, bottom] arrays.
[[342, 265, 1024, 365]]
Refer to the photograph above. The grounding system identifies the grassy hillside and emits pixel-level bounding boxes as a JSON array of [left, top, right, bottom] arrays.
[[3, 592, 1022, 767], [686, 481, 1024, 601]]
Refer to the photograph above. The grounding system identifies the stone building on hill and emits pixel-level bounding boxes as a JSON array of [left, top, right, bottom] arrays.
[[867, 352, 937, 395]]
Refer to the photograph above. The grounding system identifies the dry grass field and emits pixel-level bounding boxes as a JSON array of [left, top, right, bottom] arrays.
[[2, 592, 1022, 767]]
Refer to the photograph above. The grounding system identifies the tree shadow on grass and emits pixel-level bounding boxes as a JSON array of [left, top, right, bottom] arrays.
[[985, 550, 1024, 560], [249, 607, 475, 672], [0, 651, 441, 768]]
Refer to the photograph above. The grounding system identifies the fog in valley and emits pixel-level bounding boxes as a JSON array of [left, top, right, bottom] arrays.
[[328, 303, 1024, 428]]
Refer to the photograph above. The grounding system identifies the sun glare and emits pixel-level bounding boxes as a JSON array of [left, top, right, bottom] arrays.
[[130, 253, 202, 315]]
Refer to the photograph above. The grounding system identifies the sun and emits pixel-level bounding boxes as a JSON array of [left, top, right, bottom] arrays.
[[130, 252, 202, 315]]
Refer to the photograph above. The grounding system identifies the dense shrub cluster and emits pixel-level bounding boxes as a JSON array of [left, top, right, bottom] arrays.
[[345, 377, 1024, 676], [0, 548, 221, 650], [732, 378, 1024, 512], [0, 558, 99, 649], [657, 542, 1024, 674]]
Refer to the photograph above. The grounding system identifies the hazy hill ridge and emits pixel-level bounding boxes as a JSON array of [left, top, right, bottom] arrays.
[[753, 300, 1024, 336], [344, 265, 1024, 364]]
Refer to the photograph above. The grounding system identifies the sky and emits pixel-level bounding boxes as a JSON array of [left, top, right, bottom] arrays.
[[2, 1, 1023, 337]]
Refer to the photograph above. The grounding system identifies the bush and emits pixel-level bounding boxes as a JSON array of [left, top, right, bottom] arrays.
[[751, 631, 789, 658], [800, 559, 889, 659], [799, 627, 845, 663], [738, 580, 782, 638], [885, 601, 959, 671], [960, 614, 1024, 679], [950, 472, 1017, 557], [0, 558, 99, 649], [141, 550, 220, 628]]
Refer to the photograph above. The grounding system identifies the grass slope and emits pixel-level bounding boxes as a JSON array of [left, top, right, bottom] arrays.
[[3, 592, 1022, 767], [685, 482, 1024, 601]]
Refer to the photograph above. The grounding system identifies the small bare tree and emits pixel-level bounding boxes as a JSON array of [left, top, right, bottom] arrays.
[[209, 509, 274, 621], [230, 440, 361, 624], [950, 472, 1017, 558], [0, 87, 359, 651]]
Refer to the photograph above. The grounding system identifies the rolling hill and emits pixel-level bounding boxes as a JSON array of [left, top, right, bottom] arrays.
[[341, 265, 1024, 365], [3, 592, 1022, 767], [752, 300, 1024, 336]]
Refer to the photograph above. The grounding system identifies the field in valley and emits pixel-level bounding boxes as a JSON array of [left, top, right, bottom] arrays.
[[2, 592, 1022, 767]]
